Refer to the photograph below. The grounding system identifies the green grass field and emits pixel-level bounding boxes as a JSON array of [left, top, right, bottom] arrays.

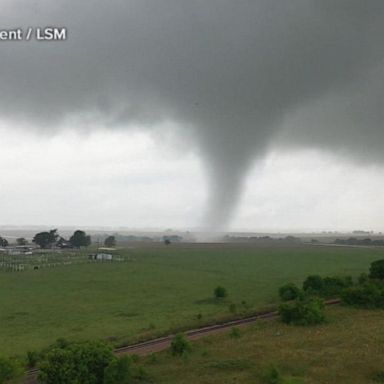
[[0, 244, 382, 357], [141, 305, 384, 383]]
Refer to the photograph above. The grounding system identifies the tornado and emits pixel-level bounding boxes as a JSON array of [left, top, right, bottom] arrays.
[[1, 0, 384, 230]]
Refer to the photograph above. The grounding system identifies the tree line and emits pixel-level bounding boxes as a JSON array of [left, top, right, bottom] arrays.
[[0, 230, 117, 249], [32, 229, 91, 249], [334, 237, 384, 246]]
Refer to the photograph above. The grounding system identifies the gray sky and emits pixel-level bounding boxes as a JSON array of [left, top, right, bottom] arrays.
[[1, 1, 384, 232]]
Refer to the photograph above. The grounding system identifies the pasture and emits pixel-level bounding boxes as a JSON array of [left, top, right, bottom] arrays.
[[142, 305, 384, 383], [0, 243, 382, 357]]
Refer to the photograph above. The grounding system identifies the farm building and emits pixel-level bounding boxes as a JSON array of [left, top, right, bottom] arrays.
[[88, 253, 113, 261], [3, 246, 33, 255], [56, 237, 73, 249]]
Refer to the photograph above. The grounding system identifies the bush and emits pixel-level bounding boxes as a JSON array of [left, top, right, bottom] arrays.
[[53, 337, 71, 349], [358, 272, 369, 285], [370, 260, 384, 280], [27, 350, 40, 368], [38, 340, 114, 384], [341, 281, 384, 309], [103, 356, 132, 384], [321, 276, 353, 297], [278, 283, 302, 301], [262, 365, 283, 384], [279, 298, 325, 326], [170, 334, 191, 356], [229, 327, 241, 338], [261, 364, 305, 384], [214, 286, 227, 299], [373, 370, 384, 382], [0, 357, 22, 384], [302, 275, 324, 294], [302, 275, 352, 298]]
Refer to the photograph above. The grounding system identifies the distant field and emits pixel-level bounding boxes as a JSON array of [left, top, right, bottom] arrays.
[[142, 305, 384, 383], [0, 244, 382, 356]]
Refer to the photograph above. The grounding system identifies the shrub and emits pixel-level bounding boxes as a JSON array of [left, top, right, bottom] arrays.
[[229, 327, 241, 338], [370, 260, 384, 280], [358, 272, 369, 285], [302, 275, 352, 298], [341, 281, 384, 309], [261, 364, 305, 384], [170, 334, 191, 356], [214, 286, 227, 299], [302, 275, 324, 294], [262, 365, 283, 384], [321, 276, 353, 297], [54, 337, 71, 349], [0, 357, 22, 384], [27, 350, 40, 368], [103, 356, 132, 384], [278, 283, 302, 301], [279, 298, 325, 326], [373, 370, 384, 382], [38, 340, 114, 384]]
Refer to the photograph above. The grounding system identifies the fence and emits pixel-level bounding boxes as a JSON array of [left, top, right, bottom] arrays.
[[0, 251, 130, 272]]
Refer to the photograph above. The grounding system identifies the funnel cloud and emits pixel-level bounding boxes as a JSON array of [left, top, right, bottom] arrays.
[[1, 1, 384, 229]]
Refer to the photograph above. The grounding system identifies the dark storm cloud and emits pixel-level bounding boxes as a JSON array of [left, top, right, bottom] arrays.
[[1, 0, 384, 228]]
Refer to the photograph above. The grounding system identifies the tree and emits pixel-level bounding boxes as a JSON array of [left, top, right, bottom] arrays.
[[16, 237, 28, 246], [341, 281, 384, 308], [103, 356, 132, 384], [278, 283, 302, 301], [302, 275, 324, 293], [69, 230, 91, 248], [104, 236, 116, 248], [0, 237, 8, 247], [38, 341, 114, 384], [32, 229, 58, 249], [0, 357, 22, 384], [369, 259, 384, 280], [321, 276, 353, 297], [214, 286, 228, 299]]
